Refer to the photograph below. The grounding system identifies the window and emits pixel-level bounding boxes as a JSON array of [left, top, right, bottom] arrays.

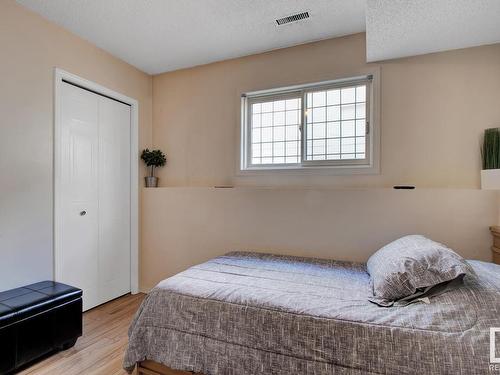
[[240, 75, 377, 172]]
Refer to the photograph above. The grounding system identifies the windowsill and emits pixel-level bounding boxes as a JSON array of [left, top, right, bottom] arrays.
[[237, 163, 380, 176]]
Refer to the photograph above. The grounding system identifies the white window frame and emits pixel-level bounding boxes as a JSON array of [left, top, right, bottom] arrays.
[[240, 72, 380, 175]]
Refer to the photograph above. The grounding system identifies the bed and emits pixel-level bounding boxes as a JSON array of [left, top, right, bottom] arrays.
[[124, 251, 500, 374]]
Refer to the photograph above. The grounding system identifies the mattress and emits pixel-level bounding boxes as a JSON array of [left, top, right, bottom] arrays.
[[124, 252, 500, 374]]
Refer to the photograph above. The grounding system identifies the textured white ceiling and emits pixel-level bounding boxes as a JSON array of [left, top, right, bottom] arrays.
[[366, 0, 500, 62], [16, 0, 366, 74], [16, 0, 500, 73]]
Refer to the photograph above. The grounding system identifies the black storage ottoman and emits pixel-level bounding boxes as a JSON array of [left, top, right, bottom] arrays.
[[0, 281, 82, 374]]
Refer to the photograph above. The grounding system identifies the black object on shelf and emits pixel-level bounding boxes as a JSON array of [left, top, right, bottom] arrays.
[[393, 185, 416, 189], [0, 281, 82, 374]]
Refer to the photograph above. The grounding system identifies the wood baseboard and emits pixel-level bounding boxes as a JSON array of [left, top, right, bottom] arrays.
[[137, 361, 203, 375]]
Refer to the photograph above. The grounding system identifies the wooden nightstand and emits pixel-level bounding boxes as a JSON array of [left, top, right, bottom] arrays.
[[490, 226, 500, 264]]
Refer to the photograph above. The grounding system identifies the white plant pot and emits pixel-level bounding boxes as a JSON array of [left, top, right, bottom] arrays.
[[481, 169, 500, 190]]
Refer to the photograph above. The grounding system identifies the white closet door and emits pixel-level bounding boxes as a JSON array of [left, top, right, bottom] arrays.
[[59, 82, 131, 311], [98, 95, 131, 304]]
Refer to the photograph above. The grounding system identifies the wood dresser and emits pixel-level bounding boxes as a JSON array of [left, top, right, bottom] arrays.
[[490, 226, 500, 264]]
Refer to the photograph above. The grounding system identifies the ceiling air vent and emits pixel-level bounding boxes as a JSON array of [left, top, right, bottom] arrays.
[[275, 11, 309, 26]]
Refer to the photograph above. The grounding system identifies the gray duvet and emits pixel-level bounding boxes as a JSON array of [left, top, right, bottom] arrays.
[[124, 252, 500, 374]]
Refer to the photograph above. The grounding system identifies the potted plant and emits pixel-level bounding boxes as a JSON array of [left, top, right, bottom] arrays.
[[141, 149, 166, 188], [481, 127, 500, 189]]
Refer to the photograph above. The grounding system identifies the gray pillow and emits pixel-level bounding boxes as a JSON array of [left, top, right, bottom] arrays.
[[367, 235, 474, 304]]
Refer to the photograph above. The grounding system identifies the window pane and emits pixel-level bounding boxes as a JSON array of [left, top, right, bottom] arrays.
[[356, 85, 366, 102], [274, 126, 285, 141], [252, 114, 261, 127], [252, 144, 261, 157], [304, 82, 368, 163], [262, 112, 272, 126], [327, 138, 340, 154], [249, 96, 301, 166], [341, 137, 355, 154], [341, 104, 355, 120], [273, 142, 285, 157], [327, 89, 340, 105], [313, 122, 325, 139], [261, 127, 272, 142], [356, 137, 365, 153], [252, 128, 261, 143], [274, 111, 285, 126], [261, 102, 273, 112], [313, 139, 325, 155], [327, 106, 340, 121], [285, 141, 298, 156], [261, 143, 272, 157], [356, 103, 365, 119], [341, 87, 356, 103], [274, 100, 285, 111], [327, 122, 340, 138], [285, 125, 299, 141], [342, 121, 355, 137], [355, 120, 366, 136], [286, 98, 300, 110], [312, 91, 326, 107], [286, 110, 299, 125], [312, 107, 325, 123]]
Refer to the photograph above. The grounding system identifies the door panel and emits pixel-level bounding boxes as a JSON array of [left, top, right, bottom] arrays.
[[98, 96, 131, 303], [60, 83, 100, 310], [59, 82, 131, 311]]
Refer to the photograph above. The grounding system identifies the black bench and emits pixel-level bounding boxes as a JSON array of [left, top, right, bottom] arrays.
[[0, 281, 82, 374]]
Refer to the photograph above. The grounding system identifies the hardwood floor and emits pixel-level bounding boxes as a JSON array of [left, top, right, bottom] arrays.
[[18, 293, 145, 375]]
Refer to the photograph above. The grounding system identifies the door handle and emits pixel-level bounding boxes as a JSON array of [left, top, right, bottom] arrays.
[[80, 211, 87, 216]]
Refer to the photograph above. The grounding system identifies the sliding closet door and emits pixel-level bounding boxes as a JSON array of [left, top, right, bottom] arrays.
[[59, 82, 131, 311], [60, 83, 100, 311], [98, 95, 131, 304]]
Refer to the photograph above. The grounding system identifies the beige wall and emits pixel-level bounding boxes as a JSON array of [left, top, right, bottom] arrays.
[[153, 33, 500, 188], [141, 187, 497, 290], [0, 1, 152, 291], [145, 33, 500, 288]]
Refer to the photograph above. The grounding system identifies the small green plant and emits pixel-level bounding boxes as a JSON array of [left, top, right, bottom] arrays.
[[141, 149, 166, 177], [482, 128, 500, 170]]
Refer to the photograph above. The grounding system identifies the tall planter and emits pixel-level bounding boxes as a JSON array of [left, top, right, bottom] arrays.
[[481, 128, 500, 190], [481, 169, 500, 190]]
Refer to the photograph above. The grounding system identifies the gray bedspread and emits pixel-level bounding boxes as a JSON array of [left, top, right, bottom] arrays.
[[124, 252, 500, 374]]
